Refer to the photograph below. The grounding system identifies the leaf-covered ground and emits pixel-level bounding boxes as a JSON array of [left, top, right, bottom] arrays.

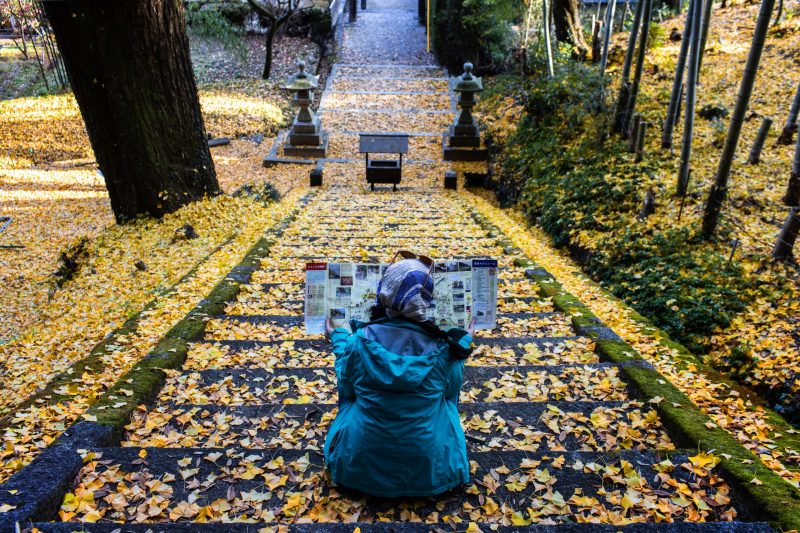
[[0, 34, 322, 483], [479, 1, 800, 419]]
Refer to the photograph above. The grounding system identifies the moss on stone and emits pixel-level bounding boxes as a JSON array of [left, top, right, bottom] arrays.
[[461, 199, 800, 529]]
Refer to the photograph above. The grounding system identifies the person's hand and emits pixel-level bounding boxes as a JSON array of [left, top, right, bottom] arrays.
[[467, 317, 476, 337], [325, 318, 336, 338]]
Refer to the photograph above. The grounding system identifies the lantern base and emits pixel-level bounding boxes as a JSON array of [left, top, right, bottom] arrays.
[[442, 131, 488, 161], [283, 131, 329, 158]]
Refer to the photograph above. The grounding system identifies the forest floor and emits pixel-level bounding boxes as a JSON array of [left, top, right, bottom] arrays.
[[479, 1, 800, 418], [0, 31, 316, 478]]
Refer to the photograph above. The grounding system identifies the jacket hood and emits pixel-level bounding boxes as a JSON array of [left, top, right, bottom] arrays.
[[356, 321, 446, 391]]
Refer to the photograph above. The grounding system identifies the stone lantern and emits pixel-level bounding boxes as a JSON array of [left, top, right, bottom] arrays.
[[443, 62, 488, 161], [283, 61, 327, 158]]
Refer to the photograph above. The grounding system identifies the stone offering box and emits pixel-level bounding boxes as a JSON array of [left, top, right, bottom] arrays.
[[359, 133, 409, 191]]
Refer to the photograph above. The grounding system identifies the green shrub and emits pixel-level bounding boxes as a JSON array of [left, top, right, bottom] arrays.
[[286, 8, 332, 47], [590, 228, 748, 351], [647, 21, 665, 50], [431, 0, 521, 74], [186, 4, 246, 54], [480, 65, 749, 353]]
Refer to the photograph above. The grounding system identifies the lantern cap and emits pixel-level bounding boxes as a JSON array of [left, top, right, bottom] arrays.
[[453, 62, 483, 93], [284, 61, 319, 91]]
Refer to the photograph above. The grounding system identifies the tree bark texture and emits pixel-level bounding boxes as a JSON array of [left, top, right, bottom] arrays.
[[263, 24, 277, 79], [773, 207, 800, 261], [777, 81, 800, 145], [676, 0, 704, 196], [621, 0, 653, 138], [696, 0, 713, 75], [783, 127, 800, 205], [662, 0, 695, 149], [613, 0, 645, 133], [553, 0, 590, 60], [599, 0, 616, 79], [543, 0, 555, 77], [747, 116, 772, 164], [702, 0, 776, 238], [43, 0, 219, 224]]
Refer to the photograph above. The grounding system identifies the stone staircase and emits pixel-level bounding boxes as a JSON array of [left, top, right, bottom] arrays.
[[17, 0, 779, 530], [29, 189, 773, 530]]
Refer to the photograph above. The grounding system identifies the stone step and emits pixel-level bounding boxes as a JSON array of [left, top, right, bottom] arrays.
[[45, 448, 746, 526], [31, 522, 776, 532], [210, 312, 558, 328], [122, 401, 672, 454], [208, 336, 586, 352], [201, 316, 573, 343], [291, 235, 492, 242], [183, 336, 599, 371], [156, 365, 630, 407]]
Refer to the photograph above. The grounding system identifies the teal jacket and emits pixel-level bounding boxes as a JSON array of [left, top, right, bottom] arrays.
[[323, 317, 469, 497]]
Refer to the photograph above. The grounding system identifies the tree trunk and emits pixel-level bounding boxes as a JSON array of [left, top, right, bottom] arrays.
[[592, 17, 603, 63], [773, 0, 783, 25], [777, 81, 800, 145], [552, 0, 590, 60], [696, 0, 713, 75], [621, 0, 653, 138], [702, 0, 776, 238], [600, 0, 617, 79], [543, 0, 555, 77], [747, 116, 772, 164], [676, 0, 703, 196], [635, 121, 648, 162], [43, 0, 219, 224], [783, 128, 800, 205], [613, 0, 645, 133], [773, 207, 800, 262], [662, 0, 695, 150], [263, 23, 277, 79]]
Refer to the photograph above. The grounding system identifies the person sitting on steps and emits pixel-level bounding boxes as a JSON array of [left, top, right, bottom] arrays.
[[323, 251, 474, 497]]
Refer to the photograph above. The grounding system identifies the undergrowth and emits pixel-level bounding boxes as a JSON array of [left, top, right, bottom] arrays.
[[481, 69, 750, 353]]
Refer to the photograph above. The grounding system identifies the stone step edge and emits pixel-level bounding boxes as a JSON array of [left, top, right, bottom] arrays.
[[0, 192, 321, 530], [460, 196, 800, 531], [206, 336, 586, 350], [163, 362, 640, 384], [208, 312, 558, 325], [26, 521, 778, 532]]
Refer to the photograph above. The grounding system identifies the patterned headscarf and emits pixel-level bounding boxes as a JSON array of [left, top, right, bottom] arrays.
[[376, 259, 434, 322]]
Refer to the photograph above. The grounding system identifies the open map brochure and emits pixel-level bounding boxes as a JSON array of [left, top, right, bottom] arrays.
[[304, 259, 498, 334]]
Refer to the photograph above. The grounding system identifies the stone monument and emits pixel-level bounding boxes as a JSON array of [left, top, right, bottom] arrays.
[[443, 62, 488, 161], [283, 61, 328, 158]]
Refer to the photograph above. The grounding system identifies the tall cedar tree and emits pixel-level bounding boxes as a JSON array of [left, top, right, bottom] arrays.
[[43, 0, 219, 223], [676, 0, 703, 196], [662, 0, 696, 149], [613, 0, 645, 133], [702, 0, 776, 238], [553, 0, 590, 59]]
